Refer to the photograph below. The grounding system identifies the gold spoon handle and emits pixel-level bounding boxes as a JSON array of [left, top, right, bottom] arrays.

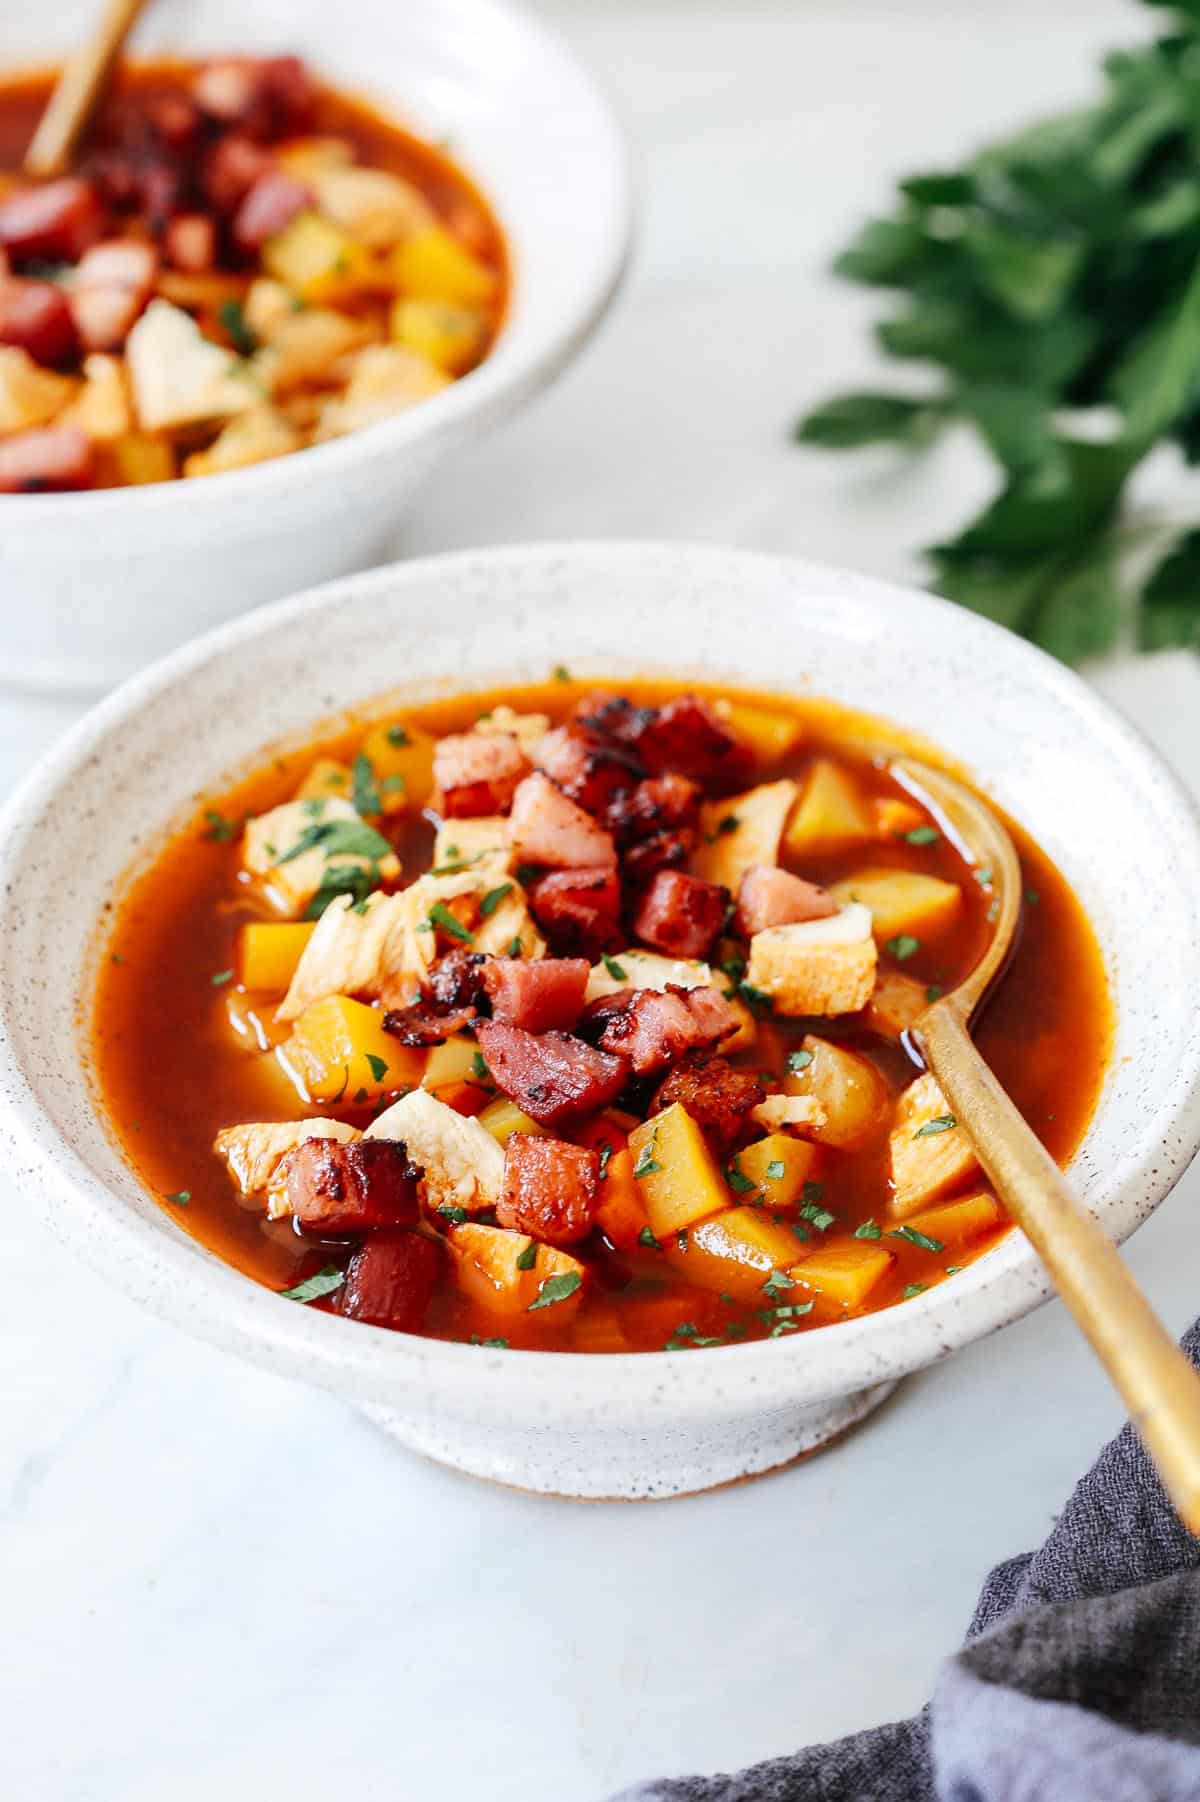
[[24, 0, 149, 179], [920, 1002, 1200, 1534]]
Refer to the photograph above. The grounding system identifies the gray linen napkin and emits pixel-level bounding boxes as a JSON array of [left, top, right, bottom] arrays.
[[615, 1322, 1200, 1802]]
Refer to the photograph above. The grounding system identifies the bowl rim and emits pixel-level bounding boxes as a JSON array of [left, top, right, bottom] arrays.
[[3, 538, 1200, 1419], [0, 0, 634, 522]]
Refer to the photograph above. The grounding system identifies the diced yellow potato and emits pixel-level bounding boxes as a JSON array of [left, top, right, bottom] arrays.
[[432, 816, 513, 875], [183, 406, 301, 479], [746, 906, 877, 1017], [0, 346, 75, 432], [243, 278, 296, 340], [312, 167, 435, 250], [423, 1033, 484, 1092], [262, 210, 373, 304], [873, 797, 926, 839], [448, 1222, 584, 1319], [693, 779, 799, 889], [477, 1097, 545, 1145], [783, 758, 876, 858], [720, 993, 758, 1054], [791, 1236, 894, 1309], [889, 1072, 979, 1218], [314, 344, 449, 440], [784, 1035, 890, 1150], [629, 1104, 730, 1237], [905, 1189, 1003, 1246], [275, 136, 355, 180], [733, 1132, 821, 1208], [359, 719, 436, 814], [252, 307, 371, 395], [106, 433, 175, 485], [863, 969, 929, 1040], [294, 758, 353, 803], [390, 298, 488, 374], [62, 354, 130, 442], [282, 994, 423, 1102], [666, 1207, 803, 1304], [236, 921, 316, 992], [392, 225, 498, 306], [829, 869, 962, 945], [718, 700, 804, 765]]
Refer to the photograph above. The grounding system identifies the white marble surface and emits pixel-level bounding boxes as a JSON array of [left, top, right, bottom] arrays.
[[6, 3, 1200, 1797]]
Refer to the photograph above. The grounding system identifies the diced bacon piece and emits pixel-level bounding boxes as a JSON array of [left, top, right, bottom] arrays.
[[341, 1230, 442, 1330], [233, 171, 313, 251], [0, 425, 93, 493], [473, 1021, 627, 1127], [623, 828, 696, 885], [586, 984, 739, 1077], [607, 772, 700, 841], [282, 1136, 421, 1234], [69, 241, 158, 353], [203, 134, 276, 215], [425, 948, 491, 1013], [735, 865, 837, 938], [382, 999, 477, 1045], [651, 1055, 763, 1155], [528, 866, 621, 958], [633, 870, 729, 960], [580, 692, 752, 786], [434, 731, 530, 819], [0, 178, 106, 265], [193, 59, 261, 122], [497, 1133, 599, 1245], [508, 772, 617, 870], [533, 725, 639, 817], [214, 1116, 361, 1218], [482, 956, 589, 1033], [164, 213, 217, 273], [0, 278, 78, 366], [147, 93, 201, 153], [193, 55, 315, 138]]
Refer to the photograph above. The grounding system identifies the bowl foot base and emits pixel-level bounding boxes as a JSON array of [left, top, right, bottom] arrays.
[[358, 1378, 900, 1500]]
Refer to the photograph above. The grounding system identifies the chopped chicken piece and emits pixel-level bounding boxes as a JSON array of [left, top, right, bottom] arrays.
[[366, 1087, 504, 1214], [252, 306, 371, 395], [746, 903, 877, 1017], [214, 1116, 359, 1219], [431, 816, 514, 876], [584, 948, 712, 1003], [241, 796, 399, 919], [184, 406, 301, 477], [278, 890, 412, 1020], [311, 166, 436, 249], [889, 1072, 979, 1219], [693, 779, 799, 889], [126, 298, 254, 432], [314, 343, 449, 440], [751, 1094, 828, 1134]]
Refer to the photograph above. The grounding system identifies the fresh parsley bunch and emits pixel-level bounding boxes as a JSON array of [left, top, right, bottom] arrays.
[[795, 0, 1200, 662]]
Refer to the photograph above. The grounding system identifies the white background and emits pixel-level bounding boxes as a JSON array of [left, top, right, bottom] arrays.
[[6, 3, 1200, 1798]]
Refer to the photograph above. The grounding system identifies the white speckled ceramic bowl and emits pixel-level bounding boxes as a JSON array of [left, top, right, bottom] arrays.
[[3, 542, 1200, 1499], [0, 0, 630, 693]]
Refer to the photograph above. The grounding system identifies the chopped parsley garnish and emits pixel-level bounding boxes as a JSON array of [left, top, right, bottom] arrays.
[[280, 1265, 345, 1304], [638, 1226, 662, 1250], [888, 1225, 945, 1253], [738, 980, 772, 1014], [438, 1204, 469, 1224], [925, 984, 944, 1002], [726, 1159, 757, 1195], [470, 1051, 489, 1082], [386, 724, 411, 747], [800, 1200, 836, 1231], [886, 934, 921, 961], [602, 953, 628, 981], [515, 1241, 538, 1271], [552, 664, 572, 682], [946, 1265, 964, 1275], [218, 297, 257, 355], [110, 953, 126, 965], [507, 936, 524, 957], [366, 1053, 389, 1084], [633, 1133, 662, 1179], [382, 773, 406, 795], [470, 1334, 510, 1348], [596, 1140, 613, 1180], [279, 817, 392, 866], [915, 1114, 957, 1138], [527, 1270, 582, 1310], [902, 1283, 927, 1300], [352, 751, 382, 817], [515, 864, 542, 886], [854, 1219, 883, 1239], [764, 1158, 786, 1181], [705, 813, 740, 842], [902, 824, 941, 845], [210, 968, 234, 987], [801, 1181, 825, 1205], [719, 955, 746, 984], [306, 863, 378, 919], [787, 1048, 813, 1074], [791, 1222, 810, 1242], [164, 1190, 191, 1206], [479, 882, 514, 917], [762, 1268, 793, 1298], [202, 808, 240, 842], [328, 1066, 351, 1104], [426, 900, 474, 944], [1025, 888, 1040, 907]]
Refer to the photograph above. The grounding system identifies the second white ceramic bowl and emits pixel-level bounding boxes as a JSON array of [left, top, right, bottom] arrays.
[[3, 542, 1200, 1498], [0, 0, 630, 692]]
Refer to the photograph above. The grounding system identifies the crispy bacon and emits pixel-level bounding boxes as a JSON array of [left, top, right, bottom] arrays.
[[606, 772, 700, 842], [528, 866, 621, 958], [434, 731, 530, 819], [651, 1054, 763, 1155], [0, 278, 78, 366], [383, 1000, 477, 1046], [69, 241, 158, 352], [202, 134, 276, 216], [233, 171, 313, 252], [621, 828, 696, 886], [164, 212, 217, 273], [340, 1230, 442, 1330], [482, 956, 589, 1034], [473, 1020, 627, 1127], [497, 1133, 598, 1245], [0, 178, 107, 265], [533, 725, 640, 817], [508, 772, 617, 870], [584, 984, 739, 1077], [633, 870, 728, 960], [425, 948, 491, 1014], [0, 425, 93, 493], [734, 865, 837, 938], [578, 692, 750, 787], [283, 1137, 421, 1234], [192, 55, 316, 139]]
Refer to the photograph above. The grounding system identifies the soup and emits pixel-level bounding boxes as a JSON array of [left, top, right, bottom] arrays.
[[0, 55, 506, 491], [91, 679, 1111, 1353]]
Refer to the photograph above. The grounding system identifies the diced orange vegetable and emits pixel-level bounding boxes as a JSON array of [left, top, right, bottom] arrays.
[[294, 757, 352, 802], [791, 1236, 894, 1309], [905, 1190, 1003, 1246], [719, 700, 804, 765], [596, 1148, 648, 1250], [784, 1035, 890, 1150], [873, 797, 926, 838], [282, 994, 423, 1102], [666, 1207, 803, 1304], [629, 1104, 730, 1238], [783, 759, 876, 858], [390, 298, 487, 374], [359, 718, 436, 814], [106, 433, 176, 485], [733, 1132, 821, 1208], [433, 1081, 490, 1118], [392, 225, 497, 306], [448, 1222, 585, 1319], [236, 920, 316, 992], [477, 1096, 545, 1144], [829, 869, 962, 944]]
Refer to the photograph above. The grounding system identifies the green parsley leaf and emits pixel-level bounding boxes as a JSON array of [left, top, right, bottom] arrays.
[[515, 1241, 538, 1271], [633, 1135, 662, 1178], [705, 813, 740, 842], [596, 1140, 613, 1180], [787, 1048, 813, 1074], [218, 297, 257, 355], [974, 864, 994, 889], [915, 1114, 957, 1138], [514, 864, 541, 886], [438, 1204, 469, 1224], [385, 724, 411, 747], [382, 773, 406, 795], [164, 1190, 190, 1206], [110, 952, 126, 965], [602, 953, 628, 981], [925, 984, 944, 1002], [946, 1264, 964, 1275], [426, 900, 474, 944], [764, 1158, 786, 1181], [352, 752, 382, 817], [365, 1053, 389, 1084], [888, 1224, 946, 1252], [527, 1270, 582, 1310], [278, 816, 392, 866], [552, 664, 572, 682], [304, 862, 378, 920], [726, 1160, 758, 1195], [886, 934, 921, 961], [1025, 887, 1040, 907], [470, 1051, 489, 1082], [762, 1268, 793, 1298], [738, 980, 772, 1015], [280, 1265, 345, 1303], [210, 968, 234, 987], [800, 1200, 836, 1231], [854, 1218, 883, 1239], [902, 824, 941, 845], [507, 936, 524, 957], [638, 1225, 662, 1250], [479, 882, 514, 917], [202, 808, 240, 842], [470, 1334, 510, 1348], [902, 1283, 928, 1300]]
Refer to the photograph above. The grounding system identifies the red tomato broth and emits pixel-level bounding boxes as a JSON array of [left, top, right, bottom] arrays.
[[89, 678, 1112, 1352]]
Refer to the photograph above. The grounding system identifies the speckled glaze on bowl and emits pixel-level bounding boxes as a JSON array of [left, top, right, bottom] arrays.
[[3, 542, 1200, 1500], [0, 0, 631, 693]]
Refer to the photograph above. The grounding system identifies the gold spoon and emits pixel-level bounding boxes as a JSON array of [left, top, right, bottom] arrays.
[[892, 757, 1200, 1533], [24, 0, 149, 179]]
